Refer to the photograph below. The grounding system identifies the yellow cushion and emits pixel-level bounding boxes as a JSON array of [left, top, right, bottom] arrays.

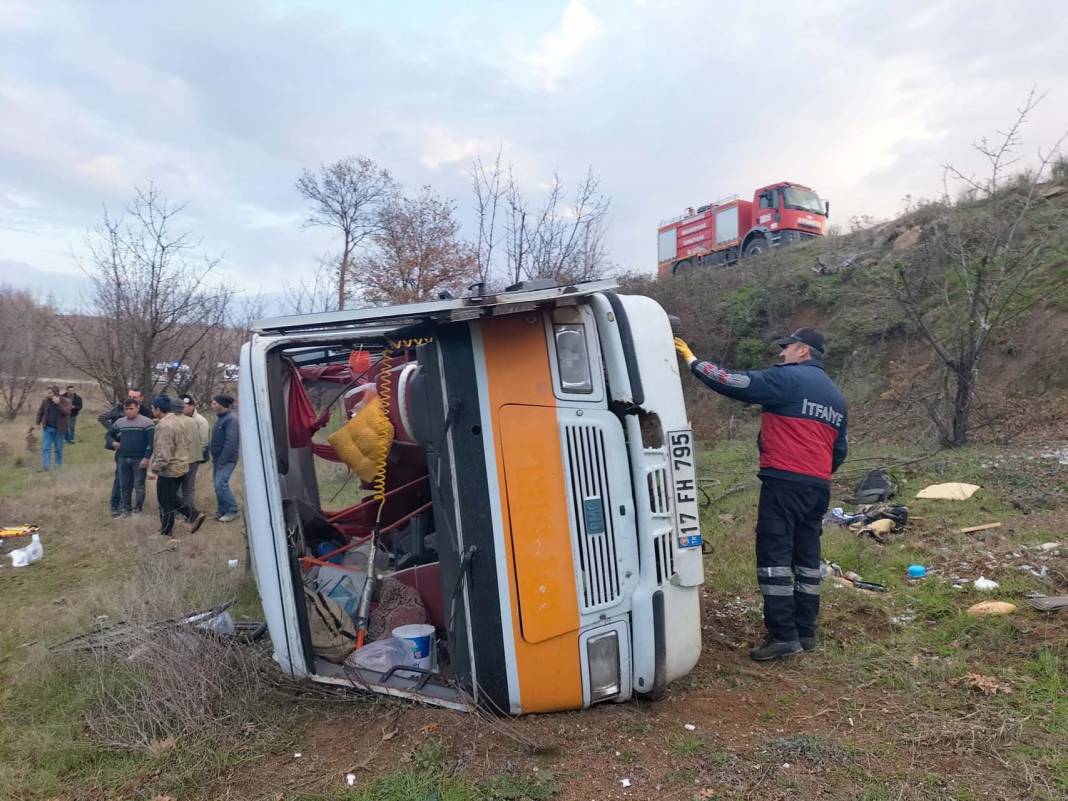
[[328, 396, 395, 484]]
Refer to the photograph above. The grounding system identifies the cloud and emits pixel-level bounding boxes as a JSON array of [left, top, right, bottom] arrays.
[[516, 1, 602, 92], [418, 126, 508, 171]]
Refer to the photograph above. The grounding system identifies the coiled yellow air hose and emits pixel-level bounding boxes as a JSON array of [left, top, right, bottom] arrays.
[[354, 336, 432, 650]]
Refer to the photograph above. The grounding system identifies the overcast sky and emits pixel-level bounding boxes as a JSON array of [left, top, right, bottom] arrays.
[[2, 0, 1066, 307]]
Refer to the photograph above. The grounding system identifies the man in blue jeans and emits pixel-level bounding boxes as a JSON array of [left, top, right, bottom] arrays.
[[35, 386, 71, 470], [106, 399, 155, 516], [99, 389, 153, 516], [210, 394, 241, 522]]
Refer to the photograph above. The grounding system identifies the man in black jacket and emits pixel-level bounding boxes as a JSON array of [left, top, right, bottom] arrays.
[[210, 394, 241, 522], [62, 385, 83, 444], [675, 328, 848, 661]]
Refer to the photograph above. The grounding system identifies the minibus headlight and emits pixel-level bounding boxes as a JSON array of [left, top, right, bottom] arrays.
[[587, 631, 621, 702], [553, 324, 593, 393]]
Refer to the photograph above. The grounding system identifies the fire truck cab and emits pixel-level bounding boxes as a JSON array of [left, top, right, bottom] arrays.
[[239, 280, 704, 714], [658, 181, 828, 276]]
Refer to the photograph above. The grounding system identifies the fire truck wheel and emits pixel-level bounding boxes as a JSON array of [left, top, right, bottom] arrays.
[[743, 236, 768, 258], [673, 260, 693, 275]]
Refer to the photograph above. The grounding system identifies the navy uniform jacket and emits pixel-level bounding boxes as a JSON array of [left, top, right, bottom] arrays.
[[690, 356, 848, 488]]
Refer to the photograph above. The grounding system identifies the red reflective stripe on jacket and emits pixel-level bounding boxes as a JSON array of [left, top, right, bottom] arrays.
[[760, 413, 838, 480]]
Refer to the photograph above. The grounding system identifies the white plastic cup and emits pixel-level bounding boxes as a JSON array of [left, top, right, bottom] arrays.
[[391, 623, 435, 670]]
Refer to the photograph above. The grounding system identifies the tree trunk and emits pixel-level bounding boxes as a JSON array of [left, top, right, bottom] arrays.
[[946, 359, 977, 447]]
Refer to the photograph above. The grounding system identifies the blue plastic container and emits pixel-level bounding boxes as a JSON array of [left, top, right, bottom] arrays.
[[907, 564, 927, 578]]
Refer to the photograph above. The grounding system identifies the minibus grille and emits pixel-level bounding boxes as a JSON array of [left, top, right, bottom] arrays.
[[654, 531, 676, 584], [647, 467, 671, 516], [564, 424, 622, 611]]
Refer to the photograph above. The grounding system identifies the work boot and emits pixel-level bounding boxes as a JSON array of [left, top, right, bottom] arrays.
[[749, 637, 802, 661], [800, 634, 818, 651], [188, 512, 207, 534]]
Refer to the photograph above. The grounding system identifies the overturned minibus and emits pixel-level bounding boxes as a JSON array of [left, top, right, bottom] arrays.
[[239, 279, 703, 714]]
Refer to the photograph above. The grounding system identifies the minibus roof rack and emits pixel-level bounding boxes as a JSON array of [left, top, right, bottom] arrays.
[[250, 280, 617, 335]]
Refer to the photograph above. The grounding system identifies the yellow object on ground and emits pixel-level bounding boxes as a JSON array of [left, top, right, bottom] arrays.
[[0, 525, 38, 538], [328, 396, 394, 484], [966, 601, 1018, 617], [915, 482, 980, 500]]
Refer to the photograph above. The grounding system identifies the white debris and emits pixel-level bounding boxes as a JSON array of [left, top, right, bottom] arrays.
[[620, 778, 632, 788], [973, 577, 999, 591], [1038, 542, 1061, 552], [782, 762, 792, 769], [345, 773, 356, 786], [684, 723, 697, 731], [228, 559, 239, 569], [293, 752, 303, 758]]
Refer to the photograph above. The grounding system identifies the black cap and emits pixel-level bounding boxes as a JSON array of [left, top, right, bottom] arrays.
[[213, 394, 234, 408], [774, 327, 826, 357], [152, 394, 173, 412]]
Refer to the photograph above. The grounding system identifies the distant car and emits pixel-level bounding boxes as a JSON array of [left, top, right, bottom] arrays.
[[218, 363, 239, 382]]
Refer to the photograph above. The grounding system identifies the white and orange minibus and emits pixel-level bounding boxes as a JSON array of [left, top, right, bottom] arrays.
[[240, 279, 703, 714]]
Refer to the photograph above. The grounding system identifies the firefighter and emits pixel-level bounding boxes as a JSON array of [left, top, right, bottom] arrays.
[[674, 328, 847, 661]]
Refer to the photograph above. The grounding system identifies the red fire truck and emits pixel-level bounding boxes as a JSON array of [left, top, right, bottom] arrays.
[[657, 181, 828, 277]]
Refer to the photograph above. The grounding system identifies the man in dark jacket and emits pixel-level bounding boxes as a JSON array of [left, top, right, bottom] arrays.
[[675, 328, 848, 661], [107, 399, 154, 516], [98, 388, 153, 516], [62, 385, 83, 444], [35, 385, 71, 470], [209, 394, 240, 522]]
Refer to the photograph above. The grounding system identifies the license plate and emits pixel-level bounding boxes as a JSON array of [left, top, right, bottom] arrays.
[[667, 429, 702, 549]]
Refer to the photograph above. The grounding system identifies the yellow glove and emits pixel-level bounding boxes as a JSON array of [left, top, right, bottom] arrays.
[[674, 337, 696, 365]]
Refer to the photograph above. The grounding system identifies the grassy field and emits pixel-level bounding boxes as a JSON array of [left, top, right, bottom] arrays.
[[0, 410, 1065, 801]]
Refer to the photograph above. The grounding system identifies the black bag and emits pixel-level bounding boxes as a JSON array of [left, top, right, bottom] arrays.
[[847, 469, 899, 504]]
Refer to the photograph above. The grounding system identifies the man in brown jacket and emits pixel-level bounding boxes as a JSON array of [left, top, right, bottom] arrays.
[[148, 395, 206, 537], [35, 385, 71, 470]]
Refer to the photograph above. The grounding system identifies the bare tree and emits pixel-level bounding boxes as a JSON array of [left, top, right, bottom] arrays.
[[357, 186, 478, 304], [503, 167, 611, 285], [284, 254, 343, 315], [471, 149, 504, 288], [55, 185, 231, 404], [890, 90, 1068, 446], [296, 157, 397, 310], [0, 287, 54, 421]]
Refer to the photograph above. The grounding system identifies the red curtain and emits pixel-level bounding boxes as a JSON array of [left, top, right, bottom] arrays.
[[287, 363, 332, 448]]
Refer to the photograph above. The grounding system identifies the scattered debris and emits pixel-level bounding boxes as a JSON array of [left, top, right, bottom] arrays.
[[890, 614, 916, 625], [0, 524, 39, 538], [967, 601, 1017, 616], [7, 532, 43, 567], [1016, 564, 1049, 579], [1026, 595, 1068, 613], [228, 559, 239, 569], [828, 507, 865, 525], [959, 522, 1002, 534], [950, 672, 1014, 695], [907, 564, 927, 578], [845, 469, 899, 504], [1037, 542, 1061, 552], [858, 517, 895, 542], [973, 577, 999, 591], [684, 723, 696, 731], [915, 482, 980, 500], [345, 773, 356, 787], [620, 778, 632, 788]]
